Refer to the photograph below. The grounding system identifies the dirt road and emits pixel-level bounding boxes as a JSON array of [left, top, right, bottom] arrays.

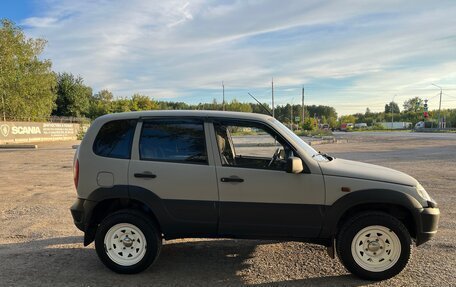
[[0, 135, 454, 286]]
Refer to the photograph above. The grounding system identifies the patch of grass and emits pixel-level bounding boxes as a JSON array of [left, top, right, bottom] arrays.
[[231, 130, 258, 136], [295, 129, 333, 137], [352, 128, 412, 132]]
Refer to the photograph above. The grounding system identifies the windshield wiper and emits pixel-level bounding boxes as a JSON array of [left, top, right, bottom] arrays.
[[313, 151, 334, 161], [321, 153, 334, 161]]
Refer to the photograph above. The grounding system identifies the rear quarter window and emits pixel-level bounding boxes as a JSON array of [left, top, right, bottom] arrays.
[[93, 119, 137, 159]]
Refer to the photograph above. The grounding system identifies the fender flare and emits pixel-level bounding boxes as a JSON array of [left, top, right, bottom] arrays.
[[85, 185, 211, 239], [320, 189, 423, 238], [82, 185, 168, 245], [86, 185, 168, 228]]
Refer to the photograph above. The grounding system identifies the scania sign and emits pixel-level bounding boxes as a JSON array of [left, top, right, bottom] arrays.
[[0, 124, 42, 137], [11, 126, 42, 135], [1, 124, 10, 137], [0, 121, 84, 143]]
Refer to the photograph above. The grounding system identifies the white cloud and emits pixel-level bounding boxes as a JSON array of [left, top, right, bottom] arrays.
[[20, 0, 456, 114], [22, 17, 58, 27]]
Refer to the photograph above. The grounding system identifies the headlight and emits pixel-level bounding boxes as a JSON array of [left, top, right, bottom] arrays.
[[416, 184, 432, 202]]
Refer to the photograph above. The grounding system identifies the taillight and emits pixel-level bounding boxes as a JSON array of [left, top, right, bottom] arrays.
[[74, 159, 79, 189]]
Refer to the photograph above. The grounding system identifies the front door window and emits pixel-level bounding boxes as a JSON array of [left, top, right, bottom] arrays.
[[214, 121, 294, 171]]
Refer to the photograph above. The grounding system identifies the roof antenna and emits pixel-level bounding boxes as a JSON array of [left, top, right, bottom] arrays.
[[248, 92, 272, 116]]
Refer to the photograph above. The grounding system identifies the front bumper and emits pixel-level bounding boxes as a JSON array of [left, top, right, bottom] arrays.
[[415, 206, 440, 246]]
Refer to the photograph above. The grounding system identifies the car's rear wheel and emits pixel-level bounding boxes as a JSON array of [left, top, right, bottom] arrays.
[[337, 211, 412, 280], [95, 210, 162, 274]]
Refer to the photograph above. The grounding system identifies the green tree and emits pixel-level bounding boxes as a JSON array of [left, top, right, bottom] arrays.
[[0, 19, 56, 120], [306, 105, 337, 119], [130, 93, 158, 111], [250, 102, 271, 115], [385, 102, 400, 114], [444, 109, 456, 128], [403, 97, 423, 112], [302, 117, 318, 131], [157, 101, 190, 110], [54, 72, 92, 117], [95, 89, 113, 102], [226, 99, 252, 112], [88, 89, 113, 119], [339, 114, 356, 124], [112, 98, 131, 113], [327, 116, 338, 128]]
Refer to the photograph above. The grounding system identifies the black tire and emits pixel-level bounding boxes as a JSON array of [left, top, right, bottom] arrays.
[[336, 211, 412, 281], [95, 210, 162, 274]]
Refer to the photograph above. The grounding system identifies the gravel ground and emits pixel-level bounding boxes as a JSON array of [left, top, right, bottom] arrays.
[[0, 134, 455, 287]]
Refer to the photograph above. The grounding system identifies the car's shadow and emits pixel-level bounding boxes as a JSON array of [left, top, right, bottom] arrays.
[[0, 236, 369, 286]]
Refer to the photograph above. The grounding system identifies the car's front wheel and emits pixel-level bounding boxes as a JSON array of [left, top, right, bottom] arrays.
[[337, 211, 412, 280], [95, 210, 162, 274]]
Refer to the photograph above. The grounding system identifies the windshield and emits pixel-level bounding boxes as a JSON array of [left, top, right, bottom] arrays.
[[270, 118, 329, 162]]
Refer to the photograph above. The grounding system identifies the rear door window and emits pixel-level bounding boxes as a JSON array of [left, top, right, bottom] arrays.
[[93, 119, 137, 159], [139, 119, 207, 164]]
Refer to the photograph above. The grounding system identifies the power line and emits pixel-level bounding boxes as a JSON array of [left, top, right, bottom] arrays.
[[427, 92, 441, 101], [222, 82, 225, 111], [443, 93, 456, 100], [431, 83, 443, 128], [290, 87, 456, 92]]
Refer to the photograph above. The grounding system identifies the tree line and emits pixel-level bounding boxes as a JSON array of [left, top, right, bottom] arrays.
[[340, 98, 456, 129]]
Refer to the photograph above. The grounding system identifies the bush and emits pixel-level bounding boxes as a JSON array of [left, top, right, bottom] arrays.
[[302, 117, 318, 131], [372, 123, 385, 130], [295, 129, 333, 137]]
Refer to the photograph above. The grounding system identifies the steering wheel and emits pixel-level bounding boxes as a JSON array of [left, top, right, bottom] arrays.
[[268, 147, 281, 167]]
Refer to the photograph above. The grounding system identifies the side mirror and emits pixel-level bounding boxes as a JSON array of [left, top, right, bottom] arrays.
[[279, 149, 286, 159], [286, 157, 303, 174]]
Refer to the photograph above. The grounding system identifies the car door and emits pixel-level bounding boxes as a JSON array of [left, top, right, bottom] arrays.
[[128, 118, 219, 237], [211, 119, 325, 238]]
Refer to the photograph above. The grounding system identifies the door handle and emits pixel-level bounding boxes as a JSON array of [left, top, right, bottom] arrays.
[[134, 172, 157, 179], [221, 177, 244, 183]]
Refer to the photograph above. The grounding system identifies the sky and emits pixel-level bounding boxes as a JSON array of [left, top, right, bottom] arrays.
[[1, 0, 456, 115]]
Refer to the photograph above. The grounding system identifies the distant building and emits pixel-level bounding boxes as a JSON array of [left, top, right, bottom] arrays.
[[379, 122, 412, 129]]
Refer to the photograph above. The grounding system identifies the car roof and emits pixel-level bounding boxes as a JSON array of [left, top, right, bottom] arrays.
[[96, 110, 273, 122]]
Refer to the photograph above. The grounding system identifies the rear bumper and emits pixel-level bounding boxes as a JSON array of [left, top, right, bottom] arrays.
[[70, 198, 98, 245], [70, 198, 86, 231], [415, 207, 440, 246]]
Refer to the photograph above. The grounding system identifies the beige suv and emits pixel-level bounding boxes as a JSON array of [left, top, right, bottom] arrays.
[[71, 110, 439, 280]]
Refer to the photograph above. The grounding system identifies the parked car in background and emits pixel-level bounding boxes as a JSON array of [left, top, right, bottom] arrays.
[[340, 123, 353, 131], [320, 123, 330, 130], [354, 123, 368, 129], [414, 121, 435, 129]]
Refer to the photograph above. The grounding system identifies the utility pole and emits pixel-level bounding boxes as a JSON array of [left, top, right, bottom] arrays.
[[301, 86, 305, 126], [1, 93, 5, 122], [432, 84, 442, 128], [1, 64, 5, 121], [391, 94, 397, 130], [290, 99, 294, 131], [271, 78, 275, 118], [222, 82, 225, 111]]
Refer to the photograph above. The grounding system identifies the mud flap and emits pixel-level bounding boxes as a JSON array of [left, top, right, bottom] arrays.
[[84, 225, 97, 246], [326, 238, 336, 259]]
